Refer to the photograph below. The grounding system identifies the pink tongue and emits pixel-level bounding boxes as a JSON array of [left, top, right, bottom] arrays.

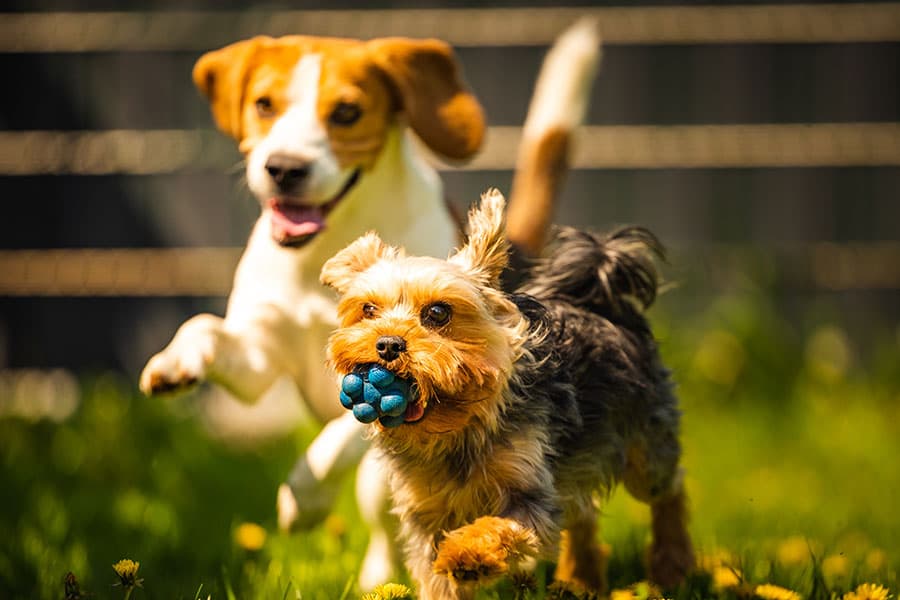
[[404, 400, 425, 423], [269, 200, 325, 238]]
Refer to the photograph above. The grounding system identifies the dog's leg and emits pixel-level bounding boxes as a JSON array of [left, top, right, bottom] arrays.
[[647, 477, 695, 588], [405, 531, 474, 600], [623, 440, 695, 587], [355, 449, 403, 591], [277, 412, 370, 531], [554, 507, 608, 594], [433, 515, 540, 590], [140, 313, 223, 396], [141, 305, 295, 403]]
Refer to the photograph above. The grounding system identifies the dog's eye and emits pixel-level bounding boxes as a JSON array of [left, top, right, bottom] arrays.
[[329, 102, 362, 126], [362, 303, 378, 319], [255, 97, 275, 117], [421, 302, 451, 328]]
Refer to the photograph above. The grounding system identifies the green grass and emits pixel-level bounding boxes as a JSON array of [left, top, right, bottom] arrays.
[[1, 293, 898, 599]]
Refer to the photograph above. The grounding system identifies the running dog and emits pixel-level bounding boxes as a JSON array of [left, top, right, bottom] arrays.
[[322, 190, 695, 599], [140, 21, 601, 588]]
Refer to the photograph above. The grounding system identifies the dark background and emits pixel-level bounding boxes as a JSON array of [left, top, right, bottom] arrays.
[[1, 1, 898, 377]]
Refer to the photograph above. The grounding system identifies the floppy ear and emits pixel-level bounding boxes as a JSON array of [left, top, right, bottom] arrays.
[[320, 232, 403, 294], [449, 189, 509, 287], [366, 38, 485, 161], [193, 37, 268, 141]]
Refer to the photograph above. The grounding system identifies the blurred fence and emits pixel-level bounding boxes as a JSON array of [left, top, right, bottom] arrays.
[[1, 1, 898, 372]]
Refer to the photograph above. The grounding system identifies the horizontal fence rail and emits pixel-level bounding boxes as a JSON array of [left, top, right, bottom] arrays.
[[1, 243, 898, 296], [1, 4, 899, 52], [2, 123, 899, 175]]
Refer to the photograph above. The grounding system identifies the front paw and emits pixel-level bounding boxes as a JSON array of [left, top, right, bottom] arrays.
[[139, 346, 209, 396], [433, 517, 538, 585]]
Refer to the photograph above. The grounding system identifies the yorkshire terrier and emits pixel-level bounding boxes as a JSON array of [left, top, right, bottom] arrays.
[[321, 190, 695, 600]]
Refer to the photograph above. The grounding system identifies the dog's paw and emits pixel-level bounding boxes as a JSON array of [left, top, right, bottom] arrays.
[[433, 516, 538, 585], [139, 315, 221, 397], [648, 540, 695, 588], [139, 347, 209, 396]]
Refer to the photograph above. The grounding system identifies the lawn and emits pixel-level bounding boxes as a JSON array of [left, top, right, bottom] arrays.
[[1, 289, 898, 599]]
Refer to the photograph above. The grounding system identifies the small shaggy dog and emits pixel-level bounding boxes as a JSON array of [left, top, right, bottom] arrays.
[[321, 190, 695, 600]]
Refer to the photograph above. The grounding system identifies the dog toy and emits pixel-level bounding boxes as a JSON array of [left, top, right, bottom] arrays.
[[340, 364, 414, 427]]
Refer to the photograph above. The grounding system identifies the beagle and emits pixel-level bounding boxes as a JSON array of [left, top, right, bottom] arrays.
[[140, 20, 601, 590]]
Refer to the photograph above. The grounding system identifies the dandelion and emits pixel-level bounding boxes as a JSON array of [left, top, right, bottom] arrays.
[[776, 536, 812, 567], [112, 559, 143, 600], [822, 554, 850, 580], [546, 580, 600, 599], [754, 583, 801, 600], [610, 589, 635, 600], [510, 570, 538, 599], [325, 514, 348, 539], [842, 583, 892, 600], [362, 582, 414, 600], [697, 549, 737, 572], [234, 522, 267, 551], [609, 581, 665, 600], [865, 549, 887, 572], [712, 566, 742, 592]]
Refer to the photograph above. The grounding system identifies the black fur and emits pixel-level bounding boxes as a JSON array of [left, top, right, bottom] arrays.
[[377, 224, 688, 597], [507, 225, 680, 484]]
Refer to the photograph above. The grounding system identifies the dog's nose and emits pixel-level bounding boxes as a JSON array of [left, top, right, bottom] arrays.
[[376, 336, 407, 361], [264, 154, 310, 192]]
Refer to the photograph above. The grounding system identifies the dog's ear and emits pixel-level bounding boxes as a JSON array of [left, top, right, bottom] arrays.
[[366, 38, 485, 162], [193, 37, 269, 142], [321, 232, 403, 294], [449, 189, 509, 287]]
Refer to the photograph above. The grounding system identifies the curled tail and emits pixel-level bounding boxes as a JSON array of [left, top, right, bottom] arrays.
[[505, 18, 602, 257], [522, 226, 665, 315]]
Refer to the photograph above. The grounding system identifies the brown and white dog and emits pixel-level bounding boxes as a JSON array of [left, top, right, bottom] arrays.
[[140, 20, 601, 588]]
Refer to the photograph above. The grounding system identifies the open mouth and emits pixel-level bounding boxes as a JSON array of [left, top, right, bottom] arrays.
[[403, 392, 426, 423], [339, 363, 427, 427], [268, 168, 361, 247]]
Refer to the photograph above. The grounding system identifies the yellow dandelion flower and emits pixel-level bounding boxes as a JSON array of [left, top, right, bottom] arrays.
[[112, 559, 143, 599], [777, 536, 812, 567], [610, 589, 636, 600], [842, 583, 892, 600], [631, 580, 663, 600], [112, 559, 141, 586], [362, 582, 414, 600], [754, 583, 801, 600], [712, 566, 742, 591], [822, 554, 850, 580], [234, 522, 267, 551], [325, 514, 347, 539], [865, 549, 887, 572], [698, 548, 736, 572]]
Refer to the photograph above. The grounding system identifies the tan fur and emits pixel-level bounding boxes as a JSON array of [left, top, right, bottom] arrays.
[[449, 189, 511, 287], [433, 516, 539, 583], [324, 192, 528, 451], [323, 191, 695, 598], [192, 35, 484, 163], [506, 127, 571, 255], [555, 524, 609, 593], [648, 485, 695, 587], [154, 26, 602, 594]]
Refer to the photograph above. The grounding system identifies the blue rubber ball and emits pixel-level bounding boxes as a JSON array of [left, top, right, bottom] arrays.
[[379, 414, 406, 428], [379, 394, 407, 417], [362, 382, 381, 405], [352, 402, 378, 424], [367, 365, 395, 388], [341, 373, 364, 398]]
